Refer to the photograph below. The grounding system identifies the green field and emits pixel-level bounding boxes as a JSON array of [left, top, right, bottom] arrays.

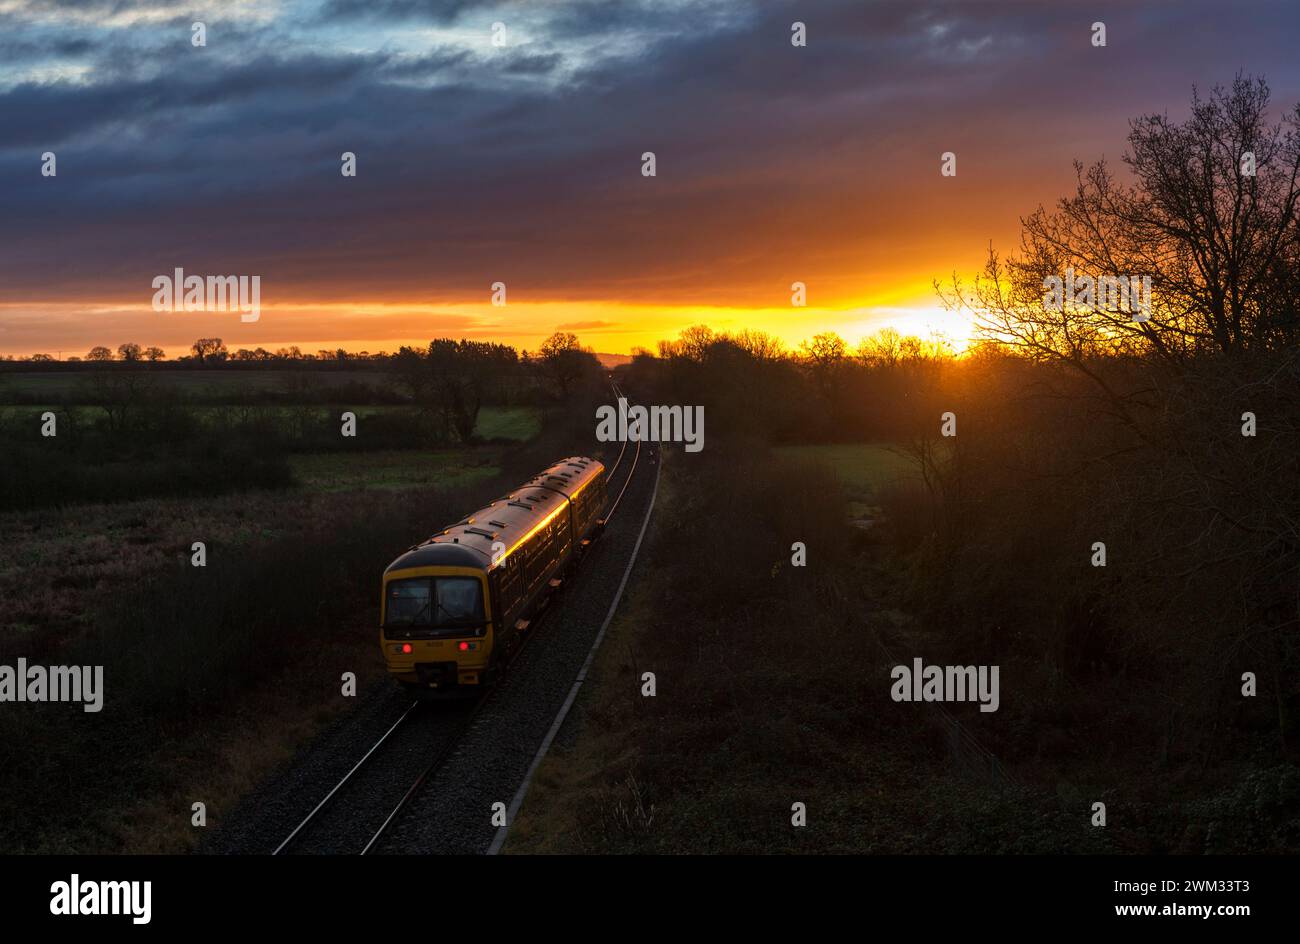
[[472, 407, 540, 441], [289, 449, 501, 493], [285, 408, 537, 492], [0, 369, 394, 400], [774, 442, 919, 517], [2, 403, 540, 440]]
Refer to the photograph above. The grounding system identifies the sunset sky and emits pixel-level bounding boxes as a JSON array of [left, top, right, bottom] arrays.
[[2, 0, 1299, 357]]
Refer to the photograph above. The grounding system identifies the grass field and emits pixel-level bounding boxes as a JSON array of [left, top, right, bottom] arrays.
[[0, 482, 482, 852], [2, 403, 540, 440], [773, 443, 919, 517], [504, 447, 1079, 854], [0, 369, 393, 400], [0, 392, 556, 852], [473, 407, 541, 441], [286, 411, 538, 491], [289, 449, 500, 492]]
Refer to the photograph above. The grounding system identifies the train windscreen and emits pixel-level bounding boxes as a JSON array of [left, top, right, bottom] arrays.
[[385, 577, 485, 635]]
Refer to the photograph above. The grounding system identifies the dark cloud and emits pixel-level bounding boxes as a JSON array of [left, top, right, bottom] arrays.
[[0, 50, 385, 149], [3, 0, 192, 14], [501, 51, 564, 75], [320, 0, 491, 24], [1, 0, 1299, 317], [0, 35, 94, 61], [378, 46, 475, 79]]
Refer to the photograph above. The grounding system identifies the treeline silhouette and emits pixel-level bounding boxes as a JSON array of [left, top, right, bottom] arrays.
[[598, 76, 1300, 852], [3, 332, 603, 369], [0, 333, 605, 510]]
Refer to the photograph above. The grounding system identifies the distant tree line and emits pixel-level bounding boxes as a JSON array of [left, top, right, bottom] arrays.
[[2, 330, 605, 372], [618, 322, 958, 446], [629, 76, 1300, 785]]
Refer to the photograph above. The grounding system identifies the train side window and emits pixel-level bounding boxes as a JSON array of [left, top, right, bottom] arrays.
[[525, 540, 542, 590], [498, 565, 520, 615]]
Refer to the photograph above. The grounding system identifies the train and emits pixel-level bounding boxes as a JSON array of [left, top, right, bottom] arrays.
[[379, 456, 608, 694]]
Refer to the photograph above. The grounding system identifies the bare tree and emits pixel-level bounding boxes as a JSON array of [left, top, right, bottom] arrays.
[[190, 338, 228, 364], [942, 75, 1300, 369], [733, 329, 786, 363], [857, 328, 903, 368], [81, 368, 156, 434], [539, 331, 597, 398], [799, 331, 847, 401], [934, 74, 1300, 750]]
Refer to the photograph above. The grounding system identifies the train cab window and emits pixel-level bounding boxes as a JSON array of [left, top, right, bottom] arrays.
[[437, 577, 483, 622], [385, 577, 486, 636]]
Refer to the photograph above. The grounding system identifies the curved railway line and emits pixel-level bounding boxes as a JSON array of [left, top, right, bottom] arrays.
[[271, 383, 648, 855]]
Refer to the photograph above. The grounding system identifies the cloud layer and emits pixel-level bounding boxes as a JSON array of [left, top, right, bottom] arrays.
[[2, 0, 1299, 353]]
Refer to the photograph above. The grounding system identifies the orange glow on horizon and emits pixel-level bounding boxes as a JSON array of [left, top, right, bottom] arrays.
[[0, 278, 980, 359]]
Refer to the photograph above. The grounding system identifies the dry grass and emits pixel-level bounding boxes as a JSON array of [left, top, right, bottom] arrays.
[[505, 449, 1087, 854], [0, 408, 593, 853], [98, 636, 385, 853], [0, 483, 450, 852], [0, 485, 423, 649]]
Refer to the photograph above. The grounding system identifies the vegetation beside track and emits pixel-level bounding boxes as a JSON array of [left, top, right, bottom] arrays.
[[505, 446, 1080, 852], [509, 426, 1299, 854], [0, 391, 602, 853]]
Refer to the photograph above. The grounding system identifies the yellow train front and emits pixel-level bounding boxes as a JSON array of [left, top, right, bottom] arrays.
[[379, 456, 608, 694]]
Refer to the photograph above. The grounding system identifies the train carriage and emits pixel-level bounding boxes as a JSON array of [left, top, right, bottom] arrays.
[[380, 456, 607, 694]]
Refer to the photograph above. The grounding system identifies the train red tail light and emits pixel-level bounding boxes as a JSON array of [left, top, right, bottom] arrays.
[[401, 643, 413, 654], [458, 642, 470, 651]]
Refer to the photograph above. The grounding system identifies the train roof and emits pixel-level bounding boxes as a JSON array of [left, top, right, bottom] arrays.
[[384, 456, 605, 575]]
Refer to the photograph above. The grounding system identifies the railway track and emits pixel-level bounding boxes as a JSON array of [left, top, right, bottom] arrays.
[[604, 382, 640, 522], [271, 385, 646, 855]]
